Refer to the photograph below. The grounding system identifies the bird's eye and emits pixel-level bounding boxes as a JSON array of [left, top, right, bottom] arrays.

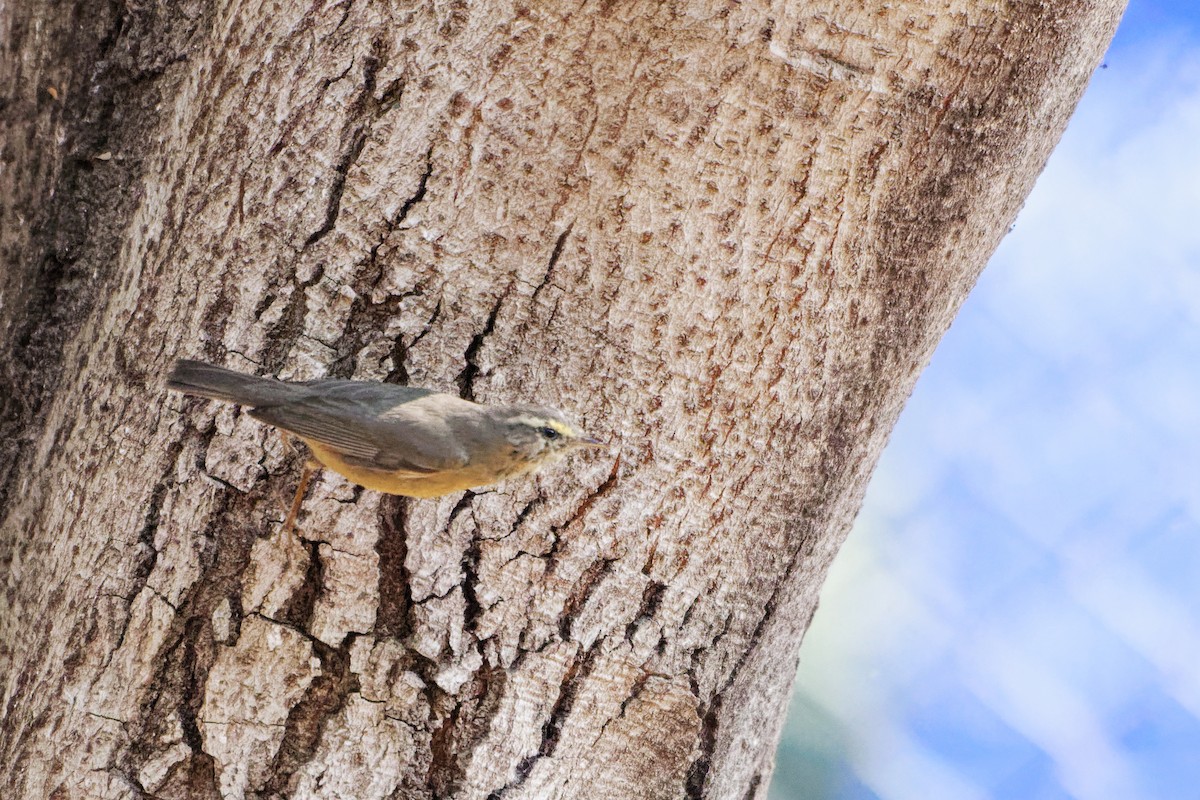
[[538, 426, 561, 440]]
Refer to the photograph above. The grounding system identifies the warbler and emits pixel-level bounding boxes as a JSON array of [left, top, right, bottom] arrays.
[[166, 359, 604, 503]]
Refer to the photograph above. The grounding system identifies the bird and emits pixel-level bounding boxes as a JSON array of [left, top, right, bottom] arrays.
[[166, 359, 604, 530]]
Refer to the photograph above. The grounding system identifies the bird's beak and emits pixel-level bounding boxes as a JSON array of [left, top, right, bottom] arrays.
[[576, 436, 606, 449]]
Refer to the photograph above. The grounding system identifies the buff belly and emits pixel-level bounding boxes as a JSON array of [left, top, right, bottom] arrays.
[[306, 442, 526, 498]]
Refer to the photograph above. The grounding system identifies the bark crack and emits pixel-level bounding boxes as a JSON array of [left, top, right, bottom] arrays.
[[426, 664, 508, 797], [304, 121, 371, 247], [461, 538, 484, 638], [261, 263, 327, 372], [530, 220, 574, 303], [623, 580, 667, 644], [557, 556, 618, 641], [374, 496, 410, 638], [486, 640, 604, 799], [117, 448, 280, 795], [481, 494, 546, 547], [108, 766, 164, 800], [114, 437, 184, 656], [257, 639, 356, 797], [590, 670, 658, 747], [276, 537, 326, 629], [176, 619, 208, 757], [303, 49, 389, 247], [384, 296, 441, 385], [543, 455, 622, 577], [355, 144, 433, 319], [741, 773, 764, 800], [131, 481, 167, 595], [685, 695, 722, 800], [393, 146, 433, 226], [455, 291, 509, 401]]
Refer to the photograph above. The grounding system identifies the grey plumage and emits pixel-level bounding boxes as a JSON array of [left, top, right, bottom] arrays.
[[168, 359, 472, 473], [167, 359, 601, 496]]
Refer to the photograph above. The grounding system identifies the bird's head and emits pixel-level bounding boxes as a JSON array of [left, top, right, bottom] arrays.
[[493, 405, 605, 468]]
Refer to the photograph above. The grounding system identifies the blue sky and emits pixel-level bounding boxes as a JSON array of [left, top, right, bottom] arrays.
[[772, 3, 1200, 798]]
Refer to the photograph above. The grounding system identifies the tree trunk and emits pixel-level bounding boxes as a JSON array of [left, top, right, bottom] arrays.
[[0, 1, 1123, 798]]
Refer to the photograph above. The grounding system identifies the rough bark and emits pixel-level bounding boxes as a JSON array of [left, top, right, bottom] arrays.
[[0, 1, 1122, 798]]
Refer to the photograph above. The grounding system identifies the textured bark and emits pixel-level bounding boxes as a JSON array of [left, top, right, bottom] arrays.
[[0, 1, 1122, 798]]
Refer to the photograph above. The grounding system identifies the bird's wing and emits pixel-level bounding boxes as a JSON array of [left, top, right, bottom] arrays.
[[248, 384, 470, 473]]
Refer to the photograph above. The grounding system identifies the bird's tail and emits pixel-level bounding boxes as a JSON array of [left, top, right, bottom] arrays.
[[166, 359, 301, 408]]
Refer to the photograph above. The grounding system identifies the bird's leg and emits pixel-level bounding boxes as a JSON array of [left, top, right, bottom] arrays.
[[279, 431, 318, 537], [282, 458, 319, 536], [279, 430, 300, 457]]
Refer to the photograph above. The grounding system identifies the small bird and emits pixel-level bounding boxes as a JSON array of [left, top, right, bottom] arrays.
[[167, 359, 604, 527]]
